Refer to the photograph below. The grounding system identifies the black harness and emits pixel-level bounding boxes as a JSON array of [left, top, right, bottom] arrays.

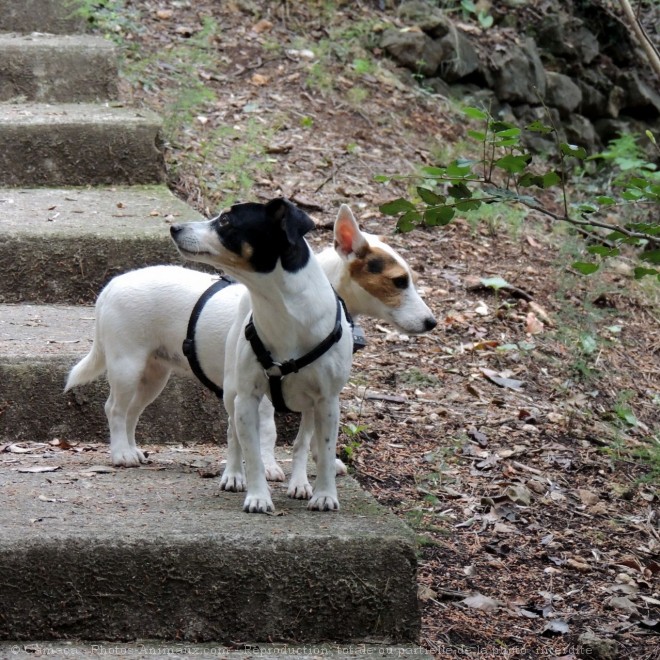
[[181, 275, 236, 399], [183, 279, 366, 411], [245, 295, 348, 414]]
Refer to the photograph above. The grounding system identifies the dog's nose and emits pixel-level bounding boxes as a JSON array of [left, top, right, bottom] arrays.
[[170, 223, 183, 236], [424, 316, 437, 331]]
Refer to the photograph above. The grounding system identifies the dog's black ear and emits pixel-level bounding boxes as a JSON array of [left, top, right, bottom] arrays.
[[266, 198, 316, 244]]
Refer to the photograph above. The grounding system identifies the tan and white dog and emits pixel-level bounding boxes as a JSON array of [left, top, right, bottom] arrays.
[[65, 202, 436, 506]]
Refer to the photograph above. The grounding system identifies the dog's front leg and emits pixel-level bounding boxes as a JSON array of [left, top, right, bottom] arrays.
[[235, 392, 274, 513], [308, 400, 340, 511]]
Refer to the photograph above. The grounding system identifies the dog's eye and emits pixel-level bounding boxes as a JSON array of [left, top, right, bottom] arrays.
[[392, 275, 409, 289]]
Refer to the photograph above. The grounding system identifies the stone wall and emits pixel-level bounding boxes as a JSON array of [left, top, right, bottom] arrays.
[[380, 0, 660, 154]]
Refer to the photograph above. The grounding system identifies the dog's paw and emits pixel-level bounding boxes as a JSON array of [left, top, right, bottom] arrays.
[[308, 493, 340, 511], [220, 470, 247, 492], [287, 480, 313, 500], [335, 458, 348, 476], [264, 462, 286, 482], [243, 494, 274, 513], [111, 447, 146, 468]]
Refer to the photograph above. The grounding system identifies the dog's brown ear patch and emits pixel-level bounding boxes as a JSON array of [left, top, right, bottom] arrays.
[[349, 246, 408, 306]]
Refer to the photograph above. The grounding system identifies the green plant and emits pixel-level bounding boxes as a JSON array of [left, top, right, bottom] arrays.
[[340, 421, 368, 463], [69, 0, 140, 41], [376, 106, 660, 281]]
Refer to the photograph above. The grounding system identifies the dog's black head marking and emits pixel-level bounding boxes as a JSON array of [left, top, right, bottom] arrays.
[[215, 198, 316, 274]]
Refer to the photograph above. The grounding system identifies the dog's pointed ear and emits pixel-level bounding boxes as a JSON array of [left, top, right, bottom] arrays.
[[267, 198, 316, 244], [334, 204, 368, 259]]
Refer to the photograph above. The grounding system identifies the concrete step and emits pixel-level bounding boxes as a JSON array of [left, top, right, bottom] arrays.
[[0, 303, 228, 446], [0, 303, 298, 446], [0, 33, 118, 103], [0, 186, 201, 304], [0, 445, 420, 643], [0, 0, 86, 34], [0, 103, 165, 186], [0, 642, 432, 659]]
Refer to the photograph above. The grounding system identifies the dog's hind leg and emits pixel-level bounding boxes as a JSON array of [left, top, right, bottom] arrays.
[[219, 416, 247, 492], [308, 401, 340, 511], [287, 411, 315, 499], [258, 397, 285, 482], [124, 358, 171, 463], [104, 356, 153, 467]]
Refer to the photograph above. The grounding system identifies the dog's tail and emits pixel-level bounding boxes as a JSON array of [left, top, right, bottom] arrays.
[[64, 340, 106, 392]]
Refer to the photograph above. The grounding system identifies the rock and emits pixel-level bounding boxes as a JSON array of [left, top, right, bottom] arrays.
[[397, 0, 450, 38], [620, 70, 660, 118], [513, 104, 563, 152], [436, 28, 480, 82], [593, 118, 630, 145], [545, 72, 582, 117], [564, 114, 600, 153], [578, 80, 607, 118], [380, 28, 446, 77], [577, 631, 618, 660], [487, 37, 546, 104]]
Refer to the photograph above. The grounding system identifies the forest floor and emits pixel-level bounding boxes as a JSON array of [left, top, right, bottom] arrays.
[[111, 2, 660, 657]]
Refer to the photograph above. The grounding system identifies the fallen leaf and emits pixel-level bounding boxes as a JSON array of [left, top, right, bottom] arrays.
[[418, 584, 437, 602], [251, 18, 273, 33], [541, 620, 569, 636], [250, 73, 270, 86], [156, 9, 173, 20], [17, 466, 61, 473], [481, 368, 524, 390], [462, 593, 502, 612], [525, 311, 544, 334], [577, 489, 600, 506]]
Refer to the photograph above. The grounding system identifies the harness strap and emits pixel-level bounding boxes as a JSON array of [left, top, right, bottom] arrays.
[[245, 295, 345, 413], [182, 275, 235, 399]]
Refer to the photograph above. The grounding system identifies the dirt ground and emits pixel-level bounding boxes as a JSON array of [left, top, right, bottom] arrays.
[[106, 2, 660, 657]]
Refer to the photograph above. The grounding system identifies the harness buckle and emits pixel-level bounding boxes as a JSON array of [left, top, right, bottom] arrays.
[[265, 362, 284, 378]]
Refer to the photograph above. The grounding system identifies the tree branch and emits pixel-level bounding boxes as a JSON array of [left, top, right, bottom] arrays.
[[618, 0, 660, 80]]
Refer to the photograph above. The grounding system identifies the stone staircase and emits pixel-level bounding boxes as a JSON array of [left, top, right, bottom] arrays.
[[0, 1, 423, 653]]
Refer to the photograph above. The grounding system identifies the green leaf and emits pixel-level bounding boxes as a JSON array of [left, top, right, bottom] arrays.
[[467, 130, 486, 141], [542, 171, 561, 187], [580, 333, 597, 355], [596, 196, 615, 206], [447, 183, 472, 199], [455, 199, 482, 212], [586, 246, 620, 257], [494, 154, 530, 174], [616, 407, 637, 426], [380, 198, 416, 216], [463, 106, 488, 121], [420, 166, 446, 177], [560, 143, 588, 159], [518, 172, 542, 188], [572, 261, 600, 275], [424, 206, 455, 226], [396, 209, 422, 232], [633, 266, 659, 280], [461, 0, 477, 12], [640, 249, 660, 265], [622, 188, 644, 201], [478, 12, 494, 29], [646, 129, 657, 145], [525, 120, 553, 134], [417, 187, 445, 205], [489, 120, 515, 133], [495, 127, 521, 138], [373, 174, 390, 183], [446, 161, 473, 177], [480, 276, 511, 291], [578, 202, 599, 213]]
